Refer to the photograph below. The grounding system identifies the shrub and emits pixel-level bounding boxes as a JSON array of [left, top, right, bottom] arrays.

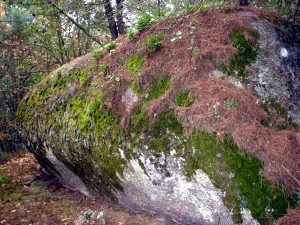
[[100, 63, 109, 76], [135, 14, 152, 30], [105, 41, 116, 52], [146, 32, 164, 52], [175, 90, 195, 107], [126, 28, 136, 39], [92, 49, 102, 60]]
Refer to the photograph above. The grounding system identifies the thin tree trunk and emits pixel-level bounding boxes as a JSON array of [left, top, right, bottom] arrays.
[[157, 0, 161, 15], [104, 0, 118, 40], [116, 0, 126, 35], [76, 15, 82, 57]]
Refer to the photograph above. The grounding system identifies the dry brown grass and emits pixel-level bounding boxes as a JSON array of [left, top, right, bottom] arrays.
[[275, 207, 300, 225]]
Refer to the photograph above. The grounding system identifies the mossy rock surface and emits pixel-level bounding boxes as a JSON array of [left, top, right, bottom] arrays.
[[17, 9, 299, 225]]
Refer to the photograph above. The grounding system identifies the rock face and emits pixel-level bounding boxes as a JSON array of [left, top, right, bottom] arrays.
[[17, 8, 299, 225]]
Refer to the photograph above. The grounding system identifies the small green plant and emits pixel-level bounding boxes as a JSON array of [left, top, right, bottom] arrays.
[[0, 176, 11, 185], [126, 28, 136, 39], [135, 14, 152, 30], [146, 32, 164, 52], [226, 97, 239, 110], [100, 63, 109, 76], [149, 75, 170, 99], [127, 55, 145, 75], [175, 90, 195, 107], [92, 49, 102, 60], [105, 41, 116, 52]]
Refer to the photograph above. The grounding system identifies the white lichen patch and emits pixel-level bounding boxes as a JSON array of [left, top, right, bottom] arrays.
[[241, 208, 260, 225], [44, 142, 91, 197], [122, 88, 139, 114], [117, 154, 239, 224]]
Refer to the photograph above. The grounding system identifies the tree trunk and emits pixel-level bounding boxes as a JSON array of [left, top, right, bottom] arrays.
[[157, 0, 161, 15], [104, 0, 118, 40], [116, 0, 126, 35], [240, 0, 249, 6]]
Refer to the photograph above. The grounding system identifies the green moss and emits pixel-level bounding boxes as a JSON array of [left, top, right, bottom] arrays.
[[129, 109, 185, 154], [0, 176, 11, 185], [54, 69, 90, 89], [129, 104, 148, 133], [269, 100, 288, 118], [127, 55, 145, 76], [146, 32, 164, 53], [175, 90, 195, 107], [261, 100, 298, 131], [185, 131, 289, 224], [224, 29, 259, 79], [149, 75, 170, 99], [66, 95, 90, 131]]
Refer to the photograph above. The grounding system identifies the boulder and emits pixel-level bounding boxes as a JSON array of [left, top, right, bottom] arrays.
[[17, 8, 300, 225]]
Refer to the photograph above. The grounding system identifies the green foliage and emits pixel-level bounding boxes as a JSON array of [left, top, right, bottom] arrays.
[[104, 41, 116, 52], [175, 90, 195, 107], [100, 63, 109, 76], [92, 49, 102, 60], [127, 55, 145, 75], [185, 131, 289, 224], [0, 176, 11, 185], [149, 75, 170, 99], [126, 28, 137, 39], [135, 14, 152, 30], [224, 29, 259, 79], [146, 32, 165, 52]]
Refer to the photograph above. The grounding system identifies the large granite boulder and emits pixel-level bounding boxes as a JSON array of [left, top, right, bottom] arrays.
[[17, 8, 300, 225]]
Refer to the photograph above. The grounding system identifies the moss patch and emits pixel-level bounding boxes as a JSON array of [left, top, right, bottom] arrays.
[[224, 29, 259, 79], [175, 90, 195, 107], [127, 55, 145, 76], [149, 75, 170, 99], [185, 131, 289, 224], [261, 100, 298, 131], [0, 176, 11, 185]]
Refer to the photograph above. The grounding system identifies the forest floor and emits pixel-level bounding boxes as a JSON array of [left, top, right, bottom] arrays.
[[0, 152, 164, 225]]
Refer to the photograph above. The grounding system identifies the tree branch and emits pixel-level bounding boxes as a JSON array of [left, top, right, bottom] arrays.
[[46, 0, 102, 45]]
